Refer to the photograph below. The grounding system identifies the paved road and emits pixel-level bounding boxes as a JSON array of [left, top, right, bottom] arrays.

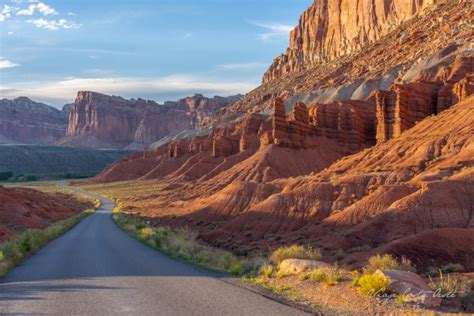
[[0, 186, 305, 315]]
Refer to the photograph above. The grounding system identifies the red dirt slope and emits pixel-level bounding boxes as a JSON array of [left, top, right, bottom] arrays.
[[0, 186, 92, 242]]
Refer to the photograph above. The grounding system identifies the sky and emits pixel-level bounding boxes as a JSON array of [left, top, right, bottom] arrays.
[[0, 0, 312, 108]]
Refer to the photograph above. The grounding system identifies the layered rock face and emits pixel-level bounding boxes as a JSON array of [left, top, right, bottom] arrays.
[[376, 56, 474, 142], [263, 0, 442, 83], [261, 97, 376, 151], [214, 0, 471, 128], [61, 91, 240, 149], [0, 97, 68, 145]]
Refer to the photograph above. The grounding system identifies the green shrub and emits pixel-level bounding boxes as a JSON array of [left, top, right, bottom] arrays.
[[357, 273, 390, 296], [363, 254, 414, 274], [0, 171, 13, 181], [270, 245, 322, 264], [19, 236, 32, 254], [308, 266, 342, 286], [139, 227, 155, 240], [442, 263, 465, 274]]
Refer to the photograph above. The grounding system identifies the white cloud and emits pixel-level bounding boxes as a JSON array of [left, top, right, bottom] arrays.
[[17, 4, 36, 15], [36, 2, 57, 15], [218, 62, 267, 70], [251, 21, 294, 41], [0, 57, 20, 69], [67, 12, 77, 16], [8, 31, 13, 35], [28, 18, 80, 30], [0, 4, 12, 21], [0, 75, 257, 106], [17, 2, 57, 16]]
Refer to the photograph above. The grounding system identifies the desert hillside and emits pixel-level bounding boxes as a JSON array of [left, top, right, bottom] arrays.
[[84, 0, 473, 273]]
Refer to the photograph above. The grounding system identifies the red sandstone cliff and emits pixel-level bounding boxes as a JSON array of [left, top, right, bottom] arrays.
[[263, 0, 444, 83], [59, 92, 240, 149]]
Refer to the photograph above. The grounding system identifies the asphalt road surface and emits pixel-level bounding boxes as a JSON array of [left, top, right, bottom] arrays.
[[0, 185, 306, 315]]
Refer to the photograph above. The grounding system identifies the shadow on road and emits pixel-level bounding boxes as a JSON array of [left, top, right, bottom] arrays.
[[0, 283, 126, 301]]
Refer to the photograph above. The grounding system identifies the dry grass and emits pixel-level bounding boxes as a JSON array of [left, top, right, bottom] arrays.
[[113, 213, 247, 275], [363, 254, 415, 274], [270, 245, 322, 265]]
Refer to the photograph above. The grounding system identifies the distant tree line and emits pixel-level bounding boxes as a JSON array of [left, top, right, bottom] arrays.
[[0, 171, 94, 182]]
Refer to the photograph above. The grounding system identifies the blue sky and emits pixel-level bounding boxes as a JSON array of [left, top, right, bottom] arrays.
[[0, 0, 311, 107]]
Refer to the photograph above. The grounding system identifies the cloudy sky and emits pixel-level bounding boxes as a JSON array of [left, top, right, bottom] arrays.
[[0, 0, 311, 108]]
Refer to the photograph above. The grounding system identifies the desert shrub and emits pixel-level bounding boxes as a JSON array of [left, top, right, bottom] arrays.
[[260, 264, 274, 279], [270, 245, 322, 264], [357, 273, 390, 296], [363, 254, 414, 274], [429, 270, 459, 295], [351, 270, 361, 287], [442, 263, 465, 274], [333, 249, 345, 261], [139, 227, 155, 240], [308, 266, 342, 286]]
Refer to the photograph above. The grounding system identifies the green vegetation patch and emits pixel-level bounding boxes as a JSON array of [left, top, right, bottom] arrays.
[[270, 244, 322, 265], [113, 213, 249, 275]]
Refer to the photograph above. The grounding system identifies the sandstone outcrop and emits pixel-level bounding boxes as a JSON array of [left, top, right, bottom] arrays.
[[263, 0, 443, 83], [376, 56, 474, 142], [214, 1, 472, 127], [262, 97, 376, 151], [0, 97, 68, 145], [59, 91, 240, 149]]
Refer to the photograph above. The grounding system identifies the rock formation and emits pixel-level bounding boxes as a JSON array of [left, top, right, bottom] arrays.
[[261, 97, 376, 151], [0, 97, 68, 145], [263, 0, 444, 83], [214, 1, 471, 127], [376, 56, 474, 142], [59, 91, 240, 149]]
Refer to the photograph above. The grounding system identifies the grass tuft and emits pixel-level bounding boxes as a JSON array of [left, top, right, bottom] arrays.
[[429, 270, 459, 295], [270, 244, 322, 265], [363, 254, 415, 274]]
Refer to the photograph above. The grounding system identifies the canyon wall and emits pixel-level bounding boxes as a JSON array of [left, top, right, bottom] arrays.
[[61, 91, 240, 149], [0, 97, 68, 145], [263, 0, 443, 83]]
